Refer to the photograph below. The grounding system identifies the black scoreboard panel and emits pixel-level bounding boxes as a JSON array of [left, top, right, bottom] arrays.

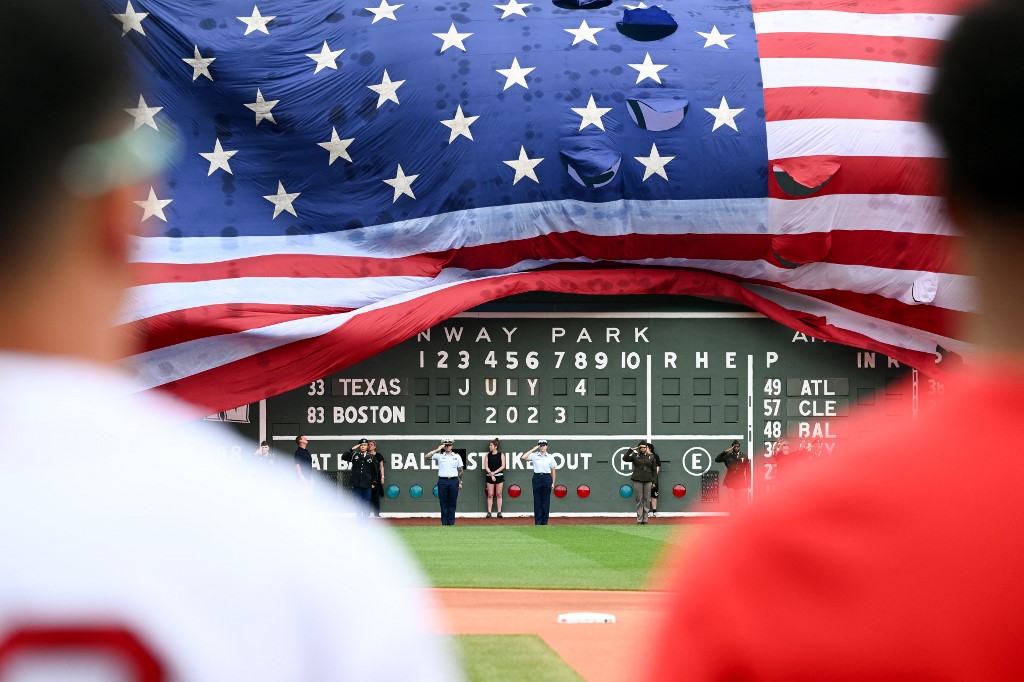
[[266, 311, 939, 515]]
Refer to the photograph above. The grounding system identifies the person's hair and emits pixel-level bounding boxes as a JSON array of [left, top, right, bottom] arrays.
[[0, 0, 129, 265], [295, 435, 305, 445], [260, 441, 268, 447], [927, 0, 1024, 219], [490, 438, 501, 449]]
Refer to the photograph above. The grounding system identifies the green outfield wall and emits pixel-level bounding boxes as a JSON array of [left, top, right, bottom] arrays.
[[215, 297, 946, 515]]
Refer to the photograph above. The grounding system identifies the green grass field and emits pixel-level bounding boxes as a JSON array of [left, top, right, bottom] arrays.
[[393, 524, 703, 591], [456, 635, 583, 682]]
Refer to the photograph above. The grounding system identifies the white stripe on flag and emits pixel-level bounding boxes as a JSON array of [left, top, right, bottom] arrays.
[[761, 57, 935, 94], [752, 10, 959, 40], [767, 119, 942, 160]]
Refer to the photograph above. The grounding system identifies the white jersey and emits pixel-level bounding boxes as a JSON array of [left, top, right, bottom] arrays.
[[0, 352, 460, 681]]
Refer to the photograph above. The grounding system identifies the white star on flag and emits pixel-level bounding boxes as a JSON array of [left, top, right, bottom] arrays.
[[199, 139, 238, 176], [494, 0, 531, 19], [135, 187, 172, 222], [635, 143, 674, 181], [384, 164, 419, 202], [697, 25, 735, 49], [365, 0, 403, 23], [704, 96, 744, 131], [496, 57, 535, 91], [628, 53, 668, 84], [433, 23, 473, 53], [237, 6, 274, 35], [440, 105, 480, 143], [318, 128, 355, 165], [112, 1, 148, 37], [572, 95, 612, 131], [564, 20, 604, 46], [367, 69, 405, 108], [244, 89, 279, 125], [263, 181, 300, 219], [306, 41, 345, 73], [182, 46, 215, 81], [503, 146, 544, 185], [124, 95, 162, 131]]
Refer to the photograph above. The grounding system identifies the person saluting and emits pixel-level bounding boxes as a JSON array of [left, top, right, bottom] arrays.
[[522, 440, 557, 525], [427, 438, 463, 526]]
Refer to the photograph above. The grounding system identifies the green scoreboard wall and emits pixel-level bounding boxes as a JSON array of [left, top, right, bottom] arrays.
[[262, 309, 941, 515]]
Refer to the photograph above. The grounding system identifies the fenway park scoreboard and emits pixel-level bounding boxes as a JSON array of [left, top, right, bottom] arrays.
[[252, 309, 944, 515]]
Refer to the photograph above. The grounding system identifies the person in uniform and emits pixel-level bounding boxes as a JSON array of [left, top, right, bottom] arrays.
[[522, 440, 557, 525], [650, 443, 662, 517], [369, 439, 386, 518], [483, 437, 506, 518], [624, 440, 657, 524], [341, 438, 376, 519], [428, 438, 463, 525], [254, 440, 274, 465], [294, 435, 314, 487], [715, 440, 748, 513]]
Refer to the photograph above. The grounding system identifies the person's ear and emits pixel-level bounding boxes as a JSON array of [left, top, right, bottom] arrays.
[[95, 182, 145, 268]]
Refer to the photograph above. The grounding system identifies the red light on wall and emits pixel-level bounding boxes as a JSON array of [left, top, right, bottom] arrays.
[[553, 484, 567, 499], [577, 484, 591, 498], [672, 484, 686, 498], [508, 484, 522, 498]]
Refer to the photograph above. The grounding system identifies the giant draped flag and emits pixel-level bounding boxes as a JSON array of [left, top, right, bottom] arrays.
[[109, 0, 977, 414]]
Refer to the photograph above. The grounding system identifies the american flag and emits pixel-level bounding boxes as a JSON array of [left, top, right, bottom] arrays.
[[110, 0, 976, 413]]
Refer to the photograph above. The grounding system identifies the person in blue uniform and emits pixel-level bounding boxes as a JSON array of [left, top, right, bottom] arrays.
[[428, 438, 463, 526], [522, 440, 558, 525], [341, 438, 376, 519]]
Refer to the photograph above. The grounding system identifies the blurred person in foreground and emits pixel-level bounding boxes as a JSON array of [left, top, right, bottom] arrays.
[[0, 2, 458, 679], [648, 2, 1024, 679]]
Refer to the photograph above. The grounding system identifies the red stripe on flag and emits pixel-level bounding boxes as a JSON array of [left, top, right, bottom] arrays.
[[824, 231, 964, 274], [156, 269, 949, 414], [770, 156, 943, 197], [764, 87, 927, 122], [757, 32, 942, 66], [131, 253, 444, 287], [126, 304, 351, 353], [448, 231, 963, 276]]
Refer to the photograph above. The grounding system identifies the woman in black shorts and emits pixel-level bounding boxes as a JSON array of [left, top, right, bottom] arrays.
[[484, 437, 506, 518]]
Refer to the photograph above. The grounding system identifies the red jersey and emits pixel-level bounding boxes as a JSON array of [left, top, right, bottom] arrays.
[[649, 362, 1024, 680]]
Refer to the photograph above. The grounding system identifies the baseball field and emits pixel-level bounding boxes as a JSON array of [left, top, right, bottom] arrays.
[[391, 518, 715, 681]]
